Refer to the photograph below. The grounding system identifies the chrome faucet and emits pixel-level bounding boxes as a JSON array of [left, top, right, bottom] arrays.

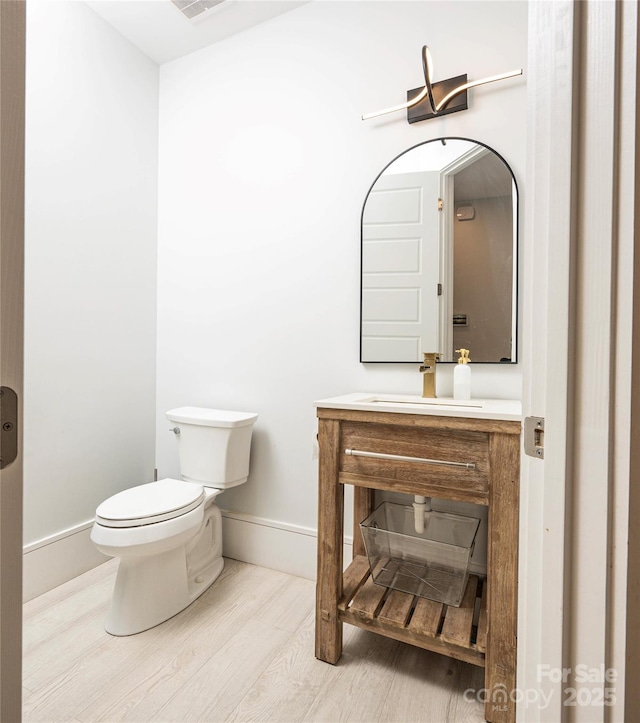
[[419, 352, 440, 398]]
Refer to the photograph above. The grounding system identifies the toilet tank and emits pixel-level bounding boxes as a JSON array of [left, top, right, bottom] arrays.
[[166, 407, 258, 489]]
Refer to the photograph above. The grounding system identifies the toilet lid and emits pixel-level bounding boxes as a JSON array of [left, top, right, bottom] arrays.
[[95, 478, 205, 528]]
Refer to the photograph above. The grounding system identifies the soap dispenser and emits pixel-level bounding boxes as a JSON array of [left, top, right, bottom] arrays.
[[453, 348, 471, 400]]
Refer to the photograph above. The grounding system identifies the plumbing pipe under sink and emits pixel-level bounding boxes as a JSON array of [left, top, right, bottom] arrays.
[[413, 495, 431, 533]]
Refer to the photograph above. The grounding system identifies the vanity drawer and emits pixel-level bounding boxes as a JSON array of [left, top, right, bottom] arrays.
[[339, 421, 490, 502]]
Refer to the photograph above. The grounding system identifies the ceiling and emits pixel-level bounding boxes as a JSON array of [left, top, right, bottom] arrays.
[[86, 0, 308, 65]]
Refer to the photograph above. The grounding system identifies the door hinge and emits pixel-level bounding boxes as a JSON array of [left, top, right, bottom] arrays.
[[438, 198, 443, 211], [0, 386, 18, 469], [437, 283, 443, 296], [524, 416, 544, 459]]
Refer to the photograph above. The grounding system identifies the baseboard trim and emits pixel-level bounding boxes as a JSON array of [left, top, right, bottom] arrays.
[[220, 510, 485, 578], [24, 519, 93, 554], [23, 520, 109, 601], [221, 509, 353, 580], [23, 510, 355, 600]]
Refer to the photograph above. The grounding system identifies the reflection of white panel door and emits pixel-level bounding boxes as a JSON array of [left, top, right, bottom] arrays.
[[362, 171, 440, 361]]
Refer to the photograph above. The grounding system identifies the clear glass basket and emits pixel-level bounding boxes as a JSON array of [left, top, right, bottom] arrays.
[[359, 502, 481, 607]]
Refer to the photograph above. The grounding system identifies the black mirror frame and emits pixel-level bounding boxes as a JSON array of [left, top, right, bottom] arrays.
[[359, 136, 519, 364]]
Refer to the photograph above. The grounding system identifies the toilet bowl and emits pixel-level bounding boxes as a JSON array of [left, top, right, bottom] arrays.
[[91, 406, 258, 636]]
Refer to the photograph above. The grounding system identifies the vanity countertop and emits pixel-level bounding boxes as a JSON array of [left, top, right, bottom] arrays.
[[314, 392, 522, 422]]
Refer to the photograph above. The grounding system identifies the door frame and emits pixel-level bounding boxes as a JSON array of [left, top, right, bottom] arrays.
[[438, 143, 488, 361], [0, 0, 25, 720], [520, 1, 639, 720]]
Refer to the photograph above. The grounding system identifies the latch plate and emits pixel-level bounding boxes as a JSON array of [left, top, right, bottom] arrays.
[[524, 416, 544, 459], [0, 386, 18, 469]]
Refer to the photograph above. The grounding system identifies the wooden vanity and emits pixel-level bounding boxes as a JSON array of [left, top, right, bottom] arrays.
[[314, 394, 521, 723]]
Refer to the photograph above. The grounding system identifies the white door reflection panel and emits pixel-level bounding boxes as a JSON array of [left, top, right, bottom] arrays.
[[362, 171, 440, 362]]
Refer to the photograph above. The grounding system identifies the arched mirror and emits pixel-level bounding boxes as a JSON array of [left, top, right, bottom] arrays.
[[360, 137, 518, 363]]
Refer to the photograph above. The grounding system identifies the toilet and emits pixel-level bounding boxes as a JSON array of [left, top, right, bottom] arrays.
[[90, 406, 258, 636]]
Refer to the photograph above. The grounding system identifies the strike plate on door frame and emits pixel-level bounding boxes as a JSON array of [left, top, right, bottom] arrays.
[[524, 416, 544, 459]]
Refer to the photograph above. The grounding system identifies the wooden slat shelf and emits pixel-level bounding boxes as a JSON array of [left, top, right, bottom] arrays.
[[339, 556, 486, 668]]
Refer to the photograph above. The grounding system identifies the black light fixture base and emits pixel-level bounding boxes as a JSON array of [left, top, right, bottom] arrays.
[[407, 73, 468, 124]]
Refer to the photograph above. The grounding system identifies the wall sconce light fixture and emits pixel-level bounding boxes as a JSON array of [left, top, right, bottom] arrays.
[[362, 45, 522, 124]]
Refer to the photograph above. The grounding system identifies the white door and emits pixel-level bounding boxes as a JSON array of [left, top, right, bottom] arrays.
[[361, 171, 440, 362], [0, 1, 25, 720]]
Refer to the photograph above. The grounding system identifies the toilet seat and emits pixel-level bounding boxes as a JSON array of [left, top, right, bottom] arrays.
[[96, 478, 205, 528]]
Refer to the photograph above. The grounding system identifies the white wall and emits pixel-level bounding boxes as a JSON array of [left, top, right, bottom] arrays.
[[156, 0, 527, 577], [24, 0, 159, 598]]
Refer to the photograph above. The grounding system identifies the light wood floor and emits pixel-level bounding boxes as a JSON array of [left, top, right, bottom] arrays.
[[23, 558, 485, 722]]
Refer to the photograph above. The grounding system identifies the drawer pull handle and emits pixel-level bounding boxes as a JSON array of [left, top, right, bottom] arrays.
[[344, 448, 476, 470]]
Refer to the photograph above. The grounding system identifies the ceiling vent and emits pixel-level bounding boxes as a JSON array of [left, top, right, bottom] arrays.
[[170, 0, 226, 22]]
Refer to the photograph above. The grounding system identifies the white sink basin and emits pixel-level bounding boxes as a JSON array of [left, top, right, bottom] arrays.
[[314, 393, 522, 421], [364, 394, 485, 409]]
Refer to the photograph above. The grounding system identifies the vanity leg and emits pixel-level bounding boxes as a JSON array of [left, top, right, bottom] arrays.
[[315, 418, 344, 664], [485, 433, 520, 723], [352, 487, 374, 559]]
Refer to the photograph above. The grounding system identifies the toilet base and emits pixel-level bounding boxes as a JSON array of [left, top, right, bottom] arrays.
[[102, 504, 225, 636]]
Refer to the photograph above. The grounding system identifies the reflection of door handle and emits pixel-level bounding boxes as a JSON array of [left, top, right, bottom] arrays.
[[0, 386, 18, 469]]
